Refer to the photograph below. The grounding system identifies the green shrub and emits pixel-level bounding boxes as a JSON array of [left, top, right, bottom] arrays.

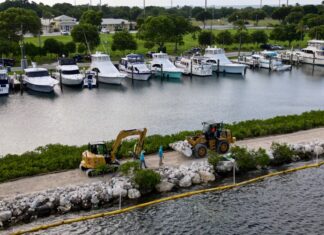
[[119, 161, 140, 175], [134, 169, 161, 193], [207, 151, 223, 170], [252, 148, 271, 169], [270, 142, 294, 166], [95, 164, 117, 175], [231, 146, 257, 172]]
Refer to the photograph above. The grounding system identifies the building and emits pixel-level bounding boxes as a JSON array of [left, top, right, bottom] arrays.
[[51, 15, 77, 33], [101, 18, 135, 32]]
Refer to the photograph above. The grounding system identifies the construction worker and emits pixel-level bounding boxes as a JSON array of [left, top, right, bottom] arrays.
[[158, 146, 164, 166], [140, 150, 147, 169]]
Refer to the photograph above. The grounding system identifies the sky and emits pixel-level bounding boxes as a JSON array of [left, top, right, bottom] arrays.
[[5, 0, 323, 7]]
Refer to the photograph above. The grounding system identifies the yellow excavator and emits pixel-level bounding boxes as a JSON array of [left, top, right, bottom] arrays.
[[80, 128, 147, 176]]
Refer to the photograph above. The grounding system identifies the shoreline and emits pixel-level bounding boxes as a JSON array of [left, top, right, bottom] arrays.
[[1, 127, 324, 200]]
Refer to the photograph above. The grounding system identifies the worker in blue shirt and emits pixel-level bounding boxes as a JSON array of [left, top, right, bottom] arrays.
[[158, 146, 164, 166], [140, 150, 147, 169]]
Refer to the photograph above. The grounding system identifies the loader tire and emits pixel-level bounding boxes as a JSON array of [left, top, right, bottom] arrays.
[[194, 144, 208, 158], [218, 141, 229, 154]]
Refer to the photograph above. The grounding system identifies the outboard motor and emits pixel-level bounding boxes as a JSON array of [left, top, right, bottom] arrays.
[[87, 74, 93, 90]]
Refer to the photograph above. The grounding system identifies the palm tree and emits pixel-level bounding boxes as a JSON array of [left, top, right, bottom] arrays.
[[234, 20, 246, 57]]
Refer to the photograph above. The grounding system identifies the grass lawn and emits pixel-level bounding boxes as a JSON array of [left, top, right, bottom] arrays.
[[23, 28, 309, 63]]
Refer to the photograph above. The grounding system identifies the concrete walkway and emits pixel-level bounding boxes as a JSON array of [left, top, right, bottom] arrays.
[[1, 127, 323, 200]]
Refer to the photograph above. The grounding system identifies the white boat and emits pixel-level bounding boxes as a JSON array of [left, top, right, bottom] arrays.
[[55, 58, 84, 86], [0, 69, 10, 95], [90, 52, 126, 85], [204, 46, 246, 75], [175, 56, 213, 76], [258, 51, 291, 71], [296, 40, 324, 66], [83, 71, 97, 88], [149, 52, 182, 79], [119, 54, 151, 81], [23, 65, 58, 93]]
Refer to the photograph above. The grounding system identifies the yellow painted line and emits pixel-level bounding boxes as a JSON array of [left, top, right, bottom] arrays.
[[11, 161, 324, 235]]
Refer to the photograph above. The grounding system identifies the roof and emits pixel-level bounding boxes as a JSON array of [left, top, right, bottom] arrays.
[[102, 18, 130, 25], [24, 67, 48, 73], [53, 15, 76, 22]]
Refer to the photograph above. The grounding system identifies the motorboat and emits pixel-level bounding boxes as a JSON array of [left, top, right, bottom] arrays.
[[83, 71, 97, 89], [0, 69, 10, 95], [258, 51, 291, 71], [119, 54, 151, 81], [23, 64, 58, 93], [204, 46, 246, 75], [90, 52, 126, 85], [291, 40, 324, 66], [55, 58, 84, 86], [149, 52, 182, 79], [175, 56, 213, 76]]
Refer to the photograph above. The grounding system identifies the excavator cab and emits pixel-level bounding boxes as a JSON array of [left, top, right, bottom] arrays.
[[80, 128, 147, 177]]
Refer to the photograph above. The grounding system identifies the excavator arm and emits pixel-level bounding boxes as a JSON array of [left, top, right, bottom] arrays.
[[110, 128, 147, 162]]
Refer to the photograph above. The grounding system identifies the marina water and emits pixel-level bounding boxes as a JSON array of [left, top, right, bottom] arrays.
[[0, 65, 324, 155]]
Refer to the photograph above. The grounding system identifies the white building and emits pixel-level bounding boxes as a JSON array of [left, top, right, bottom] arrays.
[[51, 15, 77, 33], [101, 18, 135, 32]]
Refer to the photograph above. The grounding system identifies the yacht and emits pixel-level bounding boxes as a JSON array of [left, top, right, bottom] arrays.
[[0, 69, 10, 95], [175, 56, 213, 76], [297, 40, 324, 66], [90, 52, 126, 85], [119, 54, 151, 81], [55, 58, 84, 86], [23, 65, 59, 93], [204, 46, 246, 75], [149, 52, 182, 79], [257, 51, 291, 71]]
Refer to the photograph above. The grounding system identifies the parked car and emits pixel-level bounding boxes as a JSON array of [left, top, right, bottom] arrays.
[[260, 44, 284, 51], [146, 51, 155, 58], [0, 58, 15, 67], [101, 28, 110, 34], [61, 30, 69, 36]]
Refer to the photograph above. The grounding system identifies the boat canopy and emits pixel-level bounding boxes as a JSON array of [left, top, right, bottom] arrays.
[[152, 53, 168, 59], [205, 47, 225, 55], [261, 51, 278, 57], [59, 58, 76, 66], [126, 54, 145, 63]]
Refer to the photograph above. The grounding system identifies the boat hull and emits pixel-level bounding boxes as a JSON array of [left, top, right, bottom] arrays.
[[154, 71, 182, 79], [26, 83, 55, 93], [300, 56, 324, 66], [217, 64, 246, 75], [127, 73, 151, 81], [98, 76, 123, 85], [61, 77, 84, 86], [0, 84, 9, 95]]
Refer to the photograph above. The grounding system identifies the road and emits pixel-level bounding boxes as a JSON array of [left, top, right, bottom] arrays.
[[1, 127, 323, 200]]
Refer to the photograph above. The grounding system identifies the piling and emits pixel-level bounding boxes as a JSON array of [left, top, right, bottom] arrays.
[[269, 57, 272, 72], [160, 64, 163, 80], [217, 59, 220, 77], [131, 66, 134, 84], [19, 74, 23, 95], [190, 59, 193, 79], [96, 71, 99, 88], [59, 70, 63, 92]]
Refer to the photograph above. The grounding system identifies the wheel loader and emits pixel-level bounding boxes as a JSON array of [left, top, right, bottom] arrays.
[[80, 128, 147, 177], [170, 121, 235, 158]]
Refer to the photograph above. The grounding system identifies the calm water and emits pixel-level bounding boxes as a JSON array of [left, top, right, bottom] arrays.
[[1, 65, 324, 155], [9, 164, 323, 235]]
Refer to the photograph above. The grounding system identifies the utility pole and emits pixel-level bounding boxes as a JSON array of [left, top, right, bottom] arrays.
[[171, 0, 173, 8], [286, 0, 289, 6], [204, 0, 207, 29], [260, 0, 262, 8], [143, 0, 146, 18]]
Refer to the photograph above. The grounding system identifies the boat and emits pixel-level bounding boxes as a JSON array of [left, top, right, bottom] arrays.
[[175, 56, 213, 76], [0, 69, 10, 95], [292, 40, 324, 66], [23, 64, 59, 93], [119, 54, 151, 81], [55, 58, 84, 86], [149, 52, 182, 79], [83, 71, 97, 89], [90, 52, 126, 85], [257, 51, 291, 71], [204, 46, 247, 75]]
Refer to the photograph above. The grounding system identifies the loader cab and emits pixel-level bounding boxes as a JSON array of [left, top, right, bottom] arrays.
[[202, 121, 224, 139]]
